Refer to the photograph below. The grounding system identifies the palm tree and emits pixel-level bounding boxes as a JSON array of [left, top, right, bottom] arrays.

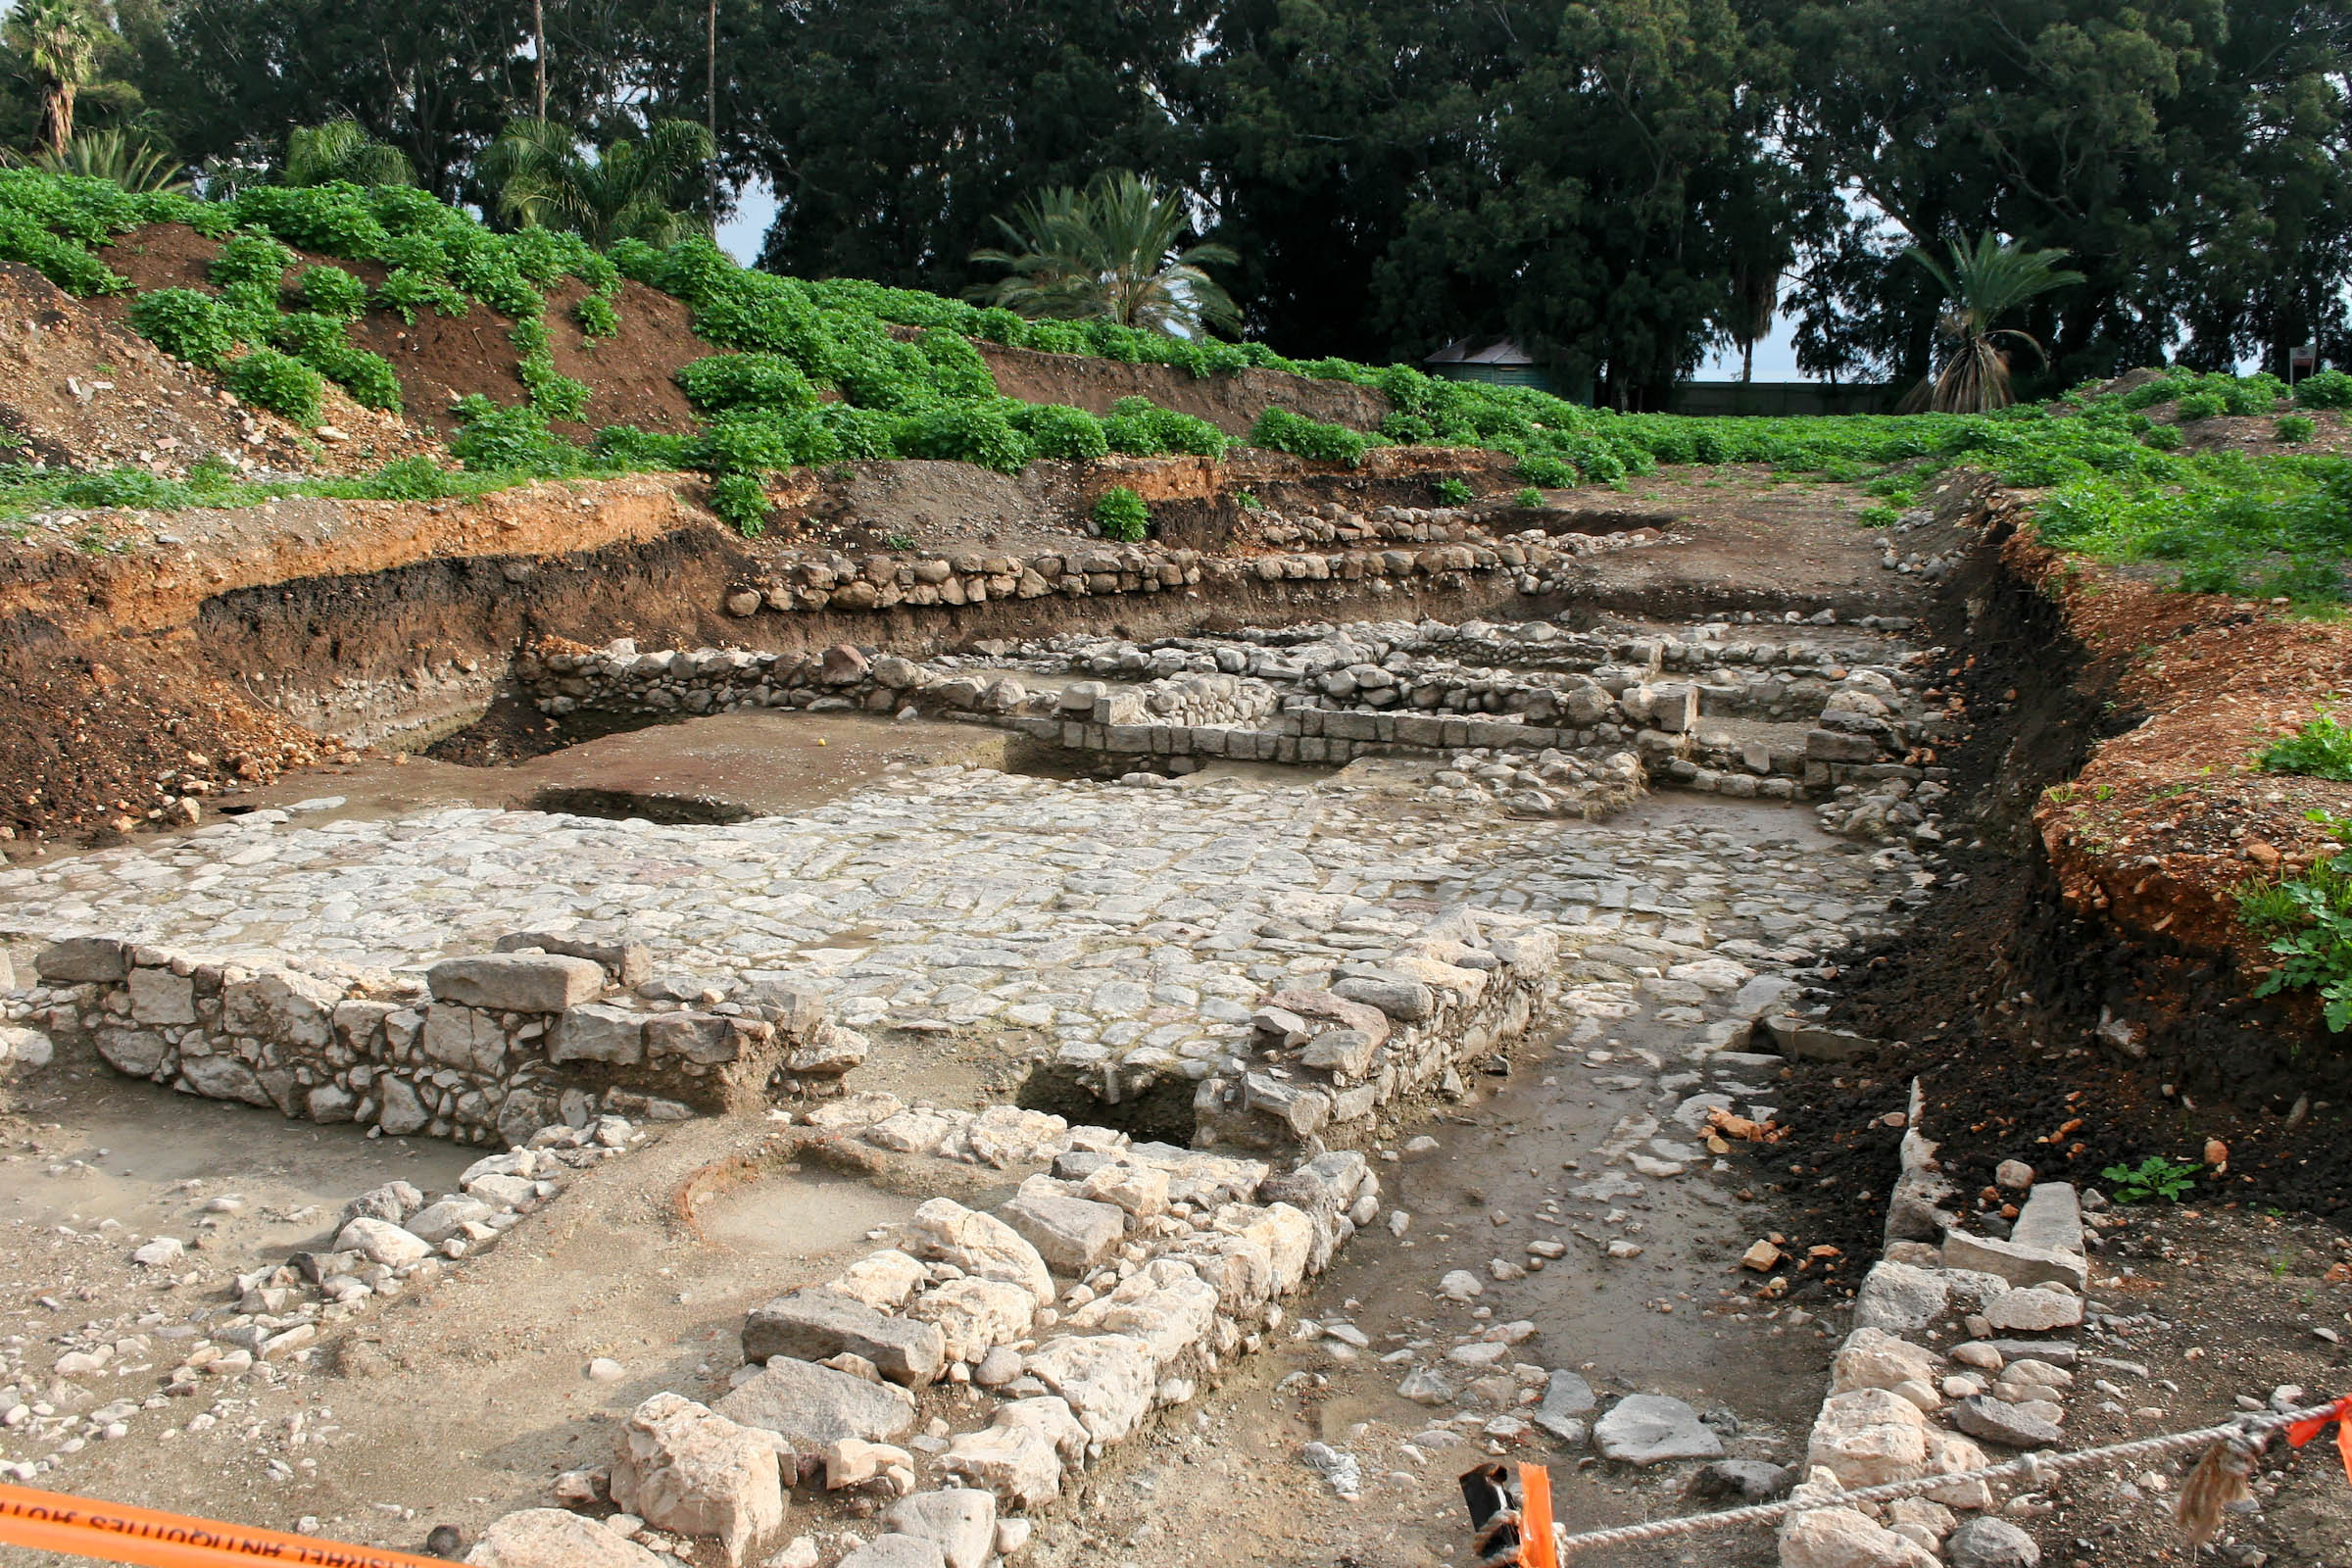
[[969, 170, 1241, 337], [479, 118, 714, 248], [282, 119, 415, 187], [1899, 233, 2084, 413], [32, 126, 187, 192], [5, 0, 103, 160]]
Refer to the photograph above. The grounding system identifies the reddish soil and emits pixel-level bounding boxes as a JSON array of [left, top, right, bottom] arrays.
[[0, 262, 343, 475], [95, 223, 704, 438]]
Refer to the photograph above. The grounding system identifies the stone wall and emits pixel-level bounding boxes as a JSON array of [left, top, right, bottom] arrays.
[[1775, 1082, 2094, 1568], [1187, 906, 1563, 1152], [717, 513, 1662, 622], [29, 934, 865, 1146], [516, 633, 1933, 802]]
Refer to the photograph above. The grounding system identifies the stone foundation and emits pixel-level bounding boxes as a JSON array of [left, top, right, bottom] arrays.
[[30, 934, 863, 1146]]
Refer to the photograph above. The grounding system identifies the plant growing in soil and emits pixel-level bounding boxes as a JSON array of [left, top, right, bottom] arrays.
[[2257, 710, 2352, 781], [1434, 477, 1473, 506], [1094, 485, 1150, 542], [2239, 810, 2352, 1030], [2276, 415, 2317, 444], [221, 346, 323, 425], [708, 471, 768, 537], [2294, 370, 2352, 410], [2101, 1154, 2201, 1202], [1514, 486, 1543, 507]]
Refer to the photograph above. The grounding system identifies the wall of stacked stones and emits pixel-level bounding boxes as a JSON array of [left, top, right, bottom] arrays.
[[519, 622, 1935, 801], [482, 1130, 1393, 1568], [25, 935, 866, 1146], [714, 513, 1663, 623], [1189, 912, 1563, 1152], [1774, 1083, 2097, 1568]]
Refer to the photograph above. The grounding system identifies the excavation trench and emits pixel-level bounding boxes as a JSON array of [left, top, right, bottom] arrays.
[[17, 465, 2329, 1568]]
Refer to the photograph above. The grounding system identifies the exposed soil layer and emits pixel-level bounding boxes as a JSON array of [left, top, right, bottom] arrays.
[[1752, 479, 2352, 1271], [0, 261, 334, 475], [2022, 1206, 2352, 1567]]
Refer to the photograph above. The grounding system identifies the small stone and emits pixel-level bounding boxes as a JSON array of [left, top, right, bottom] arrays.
[[1685, 1459, 1793, 1502], [1946, 1515, 2042, 1568], [1592, 1395, 1724, 1465], [588, 1358, 626, 1384], [1993, 1159, 2034, 1192], [1741, 1240, 1783, 1271]]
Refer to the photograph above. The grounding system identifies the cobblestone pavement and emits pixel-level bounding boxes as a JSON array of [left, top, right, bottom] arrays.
[[0, 766, 1929, 1096]]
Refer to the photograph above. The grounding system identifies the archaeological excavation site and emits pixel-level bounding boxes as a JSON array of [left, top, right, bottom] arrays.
[[1, 169, 2351, 1568]]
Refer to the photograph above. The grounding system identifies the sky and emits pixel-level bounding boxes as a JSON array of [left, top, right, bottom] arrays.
[[715, 179, 1818, 384]]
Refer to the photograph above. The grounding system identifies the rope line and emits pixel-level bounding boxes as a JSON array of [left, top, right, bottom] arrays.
[[1544, 1398, 2341, 1555]]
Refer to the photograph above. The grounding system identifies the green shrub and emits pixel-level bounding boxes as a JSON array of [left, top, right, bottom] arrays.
[[815, 404, 898, 461], [2176, 391, 2228, 421], [892, 404, 1032, 472], [2141, 424, 2182, 451], [447, 395, 587, 474], [0, 209, 124, 294], [297, 265, 369, 320], [708, 472, 770, 537], [1006, 402, 1109, 462], [362, 456, 463, 500], [694, 410, 839, 474], [2277, 415, 2318, 444], [1434, 477, 1474, 506], [1102, 397, 1229, 460], [128, 288, 243, 368], [2258, 712, 2352, 781], [574, 289, 619, 341], [2296, 370, 2352, 411], [230, 184, 389, 256], [221, 347, 324, 425], [1094, 485, 1151, 542], [314, 345, 403, 411], [1513, 486, 1544, 507], [917, 327, 997, 400], [675, 354, 817, 414], [2240, 812, 2352, 1030], [209, 231, 294, 290], [1250, 407, 1376, 466], [1516, 455, 1576, 488], [374, 269, 467, 323], [972, 307, 1026, 346], [593, 424, 697, 469]]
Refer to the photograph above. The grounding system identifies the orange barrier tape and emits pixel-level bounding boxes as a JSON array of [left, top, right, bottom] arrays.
[[1515, 1462, 1558, 1568], [0, 1482, 452, 1568]]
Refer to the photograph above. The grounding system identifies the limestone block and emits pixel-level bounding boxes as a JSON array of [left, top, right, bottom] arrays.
[[714, 1358, 916, 1448], [426, 954, 606, 1013], [550, 1004, 646, 1065], [1829, 1328, 1944, 1396], [742, 1290, 945, 1388], [906, 1276, 1036, 1364], [220, 967, 342, 1048], [1806, 1388, 1931, 1488], [1022, 1334, 1157, 1445], [465, 1509, 664, 1568], [609, 1393, 786, 1568], [997, 1188, 1125, 1274], [908, 1200, 1054, 1306]]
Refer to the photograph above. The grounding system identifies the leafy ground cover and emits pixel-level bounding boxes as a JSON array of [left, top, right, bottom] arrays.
[[0, 169, 2346, 581]]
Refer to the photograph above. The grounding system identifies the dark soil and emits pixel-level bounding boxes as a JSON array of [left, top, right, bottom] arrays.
[[1747, 488, 2352, 1288], [2028, 1207, 2352, 1568]]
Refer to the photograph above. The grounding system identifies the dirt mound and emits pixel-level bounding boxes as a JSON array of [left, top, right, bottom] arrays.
[[0, 625, 343, 843], [95, 223, 705, 439], [0, 262, 331, 475], [975, 339, 1392, 436]]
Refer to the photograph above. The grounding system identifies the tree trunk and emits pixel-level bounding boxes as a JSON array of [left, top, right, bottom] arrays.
[[707, 0, 717, 149], [1740, 338, 1754, 383], [532, 0, 548, 120], [41, 81, 74, 160]]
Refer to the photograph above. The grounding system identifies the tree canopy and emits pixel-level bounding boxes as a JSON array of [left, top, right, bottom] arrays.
[[10, 0, 2348, 402]]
